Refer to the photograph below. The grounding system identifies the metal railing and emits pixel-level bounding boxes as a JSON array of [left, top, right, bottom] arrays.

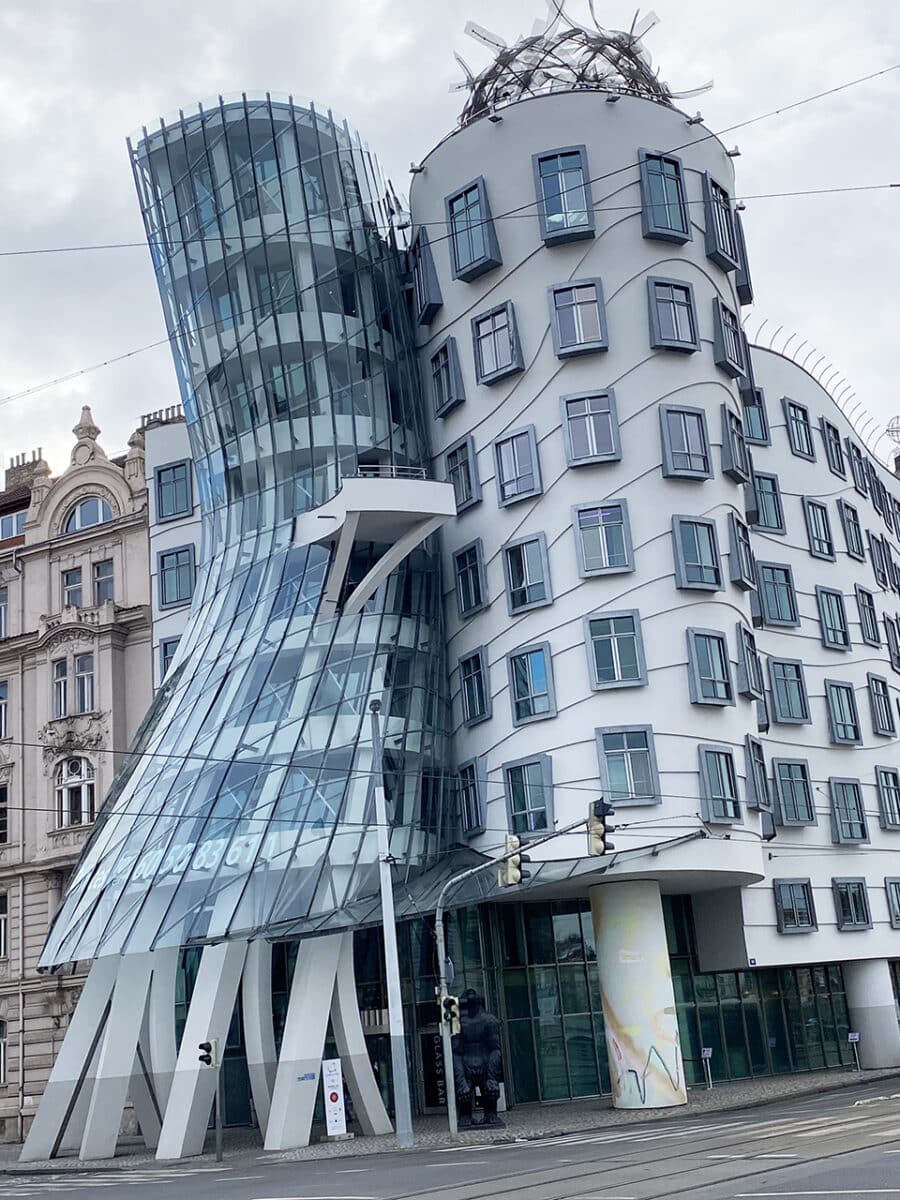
[[349, 465, 428, 481]]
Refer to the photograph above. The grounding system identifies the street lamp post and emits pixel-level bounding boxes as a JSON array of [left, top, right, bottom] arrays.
[[369, 700, 415, 1149]]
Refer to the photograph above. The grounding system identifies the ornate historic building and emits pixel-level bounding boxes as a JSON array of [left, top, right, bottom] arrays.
[[0, 410, 151, 1141]]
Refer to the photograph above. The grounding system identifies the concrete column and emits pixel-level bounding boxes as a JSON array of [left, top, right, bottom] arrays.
[[590, 881, 687, 1109], [843, 959, 900, 1068], [147, 946, 179, 1111], [242, 939, 277, 1136], [330, 931, 392, 1136]]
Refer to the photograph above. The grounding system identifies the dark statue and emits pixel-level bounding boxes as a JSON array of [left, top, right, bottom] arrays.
[[451, 988, 504, 1127]]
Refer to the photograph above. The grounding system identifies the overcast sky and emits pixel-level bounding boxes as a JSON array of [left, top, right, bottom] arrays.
[[0, 0, 898, 477]]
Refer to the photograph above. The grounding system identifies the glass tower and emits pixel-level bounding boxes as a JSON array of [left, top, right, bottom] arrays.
[[40, 95, 452, 968]]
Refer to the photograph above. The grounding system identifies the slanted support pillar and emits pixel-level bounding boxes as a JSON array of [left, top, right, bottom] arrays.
[[843, 959, 900, 1068], [330, 932, 391, 1136], [242, 939, 277, 1136]]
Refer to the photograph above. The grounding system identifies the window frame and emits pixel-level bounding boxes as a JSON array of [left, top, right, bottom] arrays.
[[855, 585, 881, 647], [62, 567, 83, 609], [728, 512, 756, 590], [493, 426, 542, 508], [757, 561, 800, 628], [502, 532, 552, 616], [742, 387, 771, 446], [768, 657, 811, 725], [507, 641, 557, 727], [458, 757, 486, 838], [548, 278, 608, 357], [532, 145, 595, 245], [829, 776, 868, 845], [573, 500, 635, 578], [74, 653, 95, 715], [702, 173, 739, 271], [595, 724, 661, 808], [886, 877, 900, 928], [736, 624, 764, 700], [445, 434, 481, 513], [503, 752, 554, 839], [154, 459, 193, 523], [721, 405, 749, 482], [471, 300, 523, 387], [672, 515, 723, 592], [429, 334, 466, 417], [584, 608, 647, 691], [751, 471, 786, 534], [0, 587, 7, 640], [698, 744, 742, 824], [560, 390, 621, 466], [782, 397, 816, 461], [772, 758, 816, 827], [846, 439, 868, 496], [160, 637, 180, 679], [824, 679, 862, 746], [819, 417, 846, 478], [877, 766, 900, 831], [713, 298, 745, 378], [445, 176, 502, 282], [773, 878, 817, 934], [867, 672, 896, 737], [686, 627, 735, 707], [638, 149, 691, 243], [802, 499, 835, 561], [410, 226, 442, 325], [54, 756, 96, 830], [815, 585, 850, 651], [157, 545, 196, 610], [458, 645, 491, 728], [734, 210, 754, 305], [647, 276, 700, 352], [832, 878, 872, 931], [92, 558, 114, 606], [745, 734, 772, 812], [837, 499, 866, 561], [64, 496, 113, 534], [452, 538, 488, 620], [659, 404, 713, 481]]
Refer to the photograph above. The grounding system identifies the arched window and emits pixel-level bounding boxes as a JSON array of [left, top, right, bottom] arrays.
[[55, 758, 95, 828], [64, 497, 113, 533]]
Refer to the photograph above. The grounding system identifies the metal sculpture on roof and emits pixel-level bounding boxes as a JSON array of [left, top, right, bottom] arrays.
[[453, 3, 712, 127]]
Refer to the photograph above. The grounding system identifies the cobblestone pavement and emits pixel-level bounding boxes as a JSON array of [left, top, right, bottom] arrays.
[[3, 1065, 899, 1172]]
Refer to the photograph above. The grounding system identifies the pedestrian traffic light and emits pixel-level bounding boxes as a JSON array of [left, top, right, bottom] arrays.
[[588, 799, 615, 855], [198, 1039, 218, 1067], [497, 833, 532, 887], [441, 994, 461, 1035]]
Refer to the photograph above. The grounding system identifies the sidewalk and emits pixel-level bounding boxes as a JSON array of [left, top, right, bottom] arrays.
[[3, 1065, 899, 1173]]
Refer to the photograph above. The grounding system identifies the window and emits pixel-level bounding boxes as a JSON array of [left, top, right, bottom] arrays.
[[868, 531, 891, 590], [752, 473, 785, 533], [410, 227, 442, 325], [0, 786, 7, 846], [846, 440, 868, 495], [672, 517, 722, 591], [734, 210, 753, 304], [699, 745, 741, 822], [758, 563, 799, 626], [533, 147, 594, 243], [0, 587, 6, 639], [62, 567, 82, 609], [736, 625, 764, 699], [64, 496, 113, 533], [160, 637, 180, 679], [802, 500, 835, 561], [254, 265, 295, 319], [445, 177, 501, 281], [721, 406, 749, 481], [430, 336, 465, 416], [0, 511, 26, 540], [155, 461, 191, 524], [503, 534, 551, 614], [638, 150, 690, 242], [459, 648, 490, 726], [774, 880, 817, 933], [713, 300, 745, 378], [53, 659, 68, 718], [856, 586, 881, 646], [745, 736, 771, 811], [0, 896, 6, 958], [549, 279, 607, 356], [158, 546, 195, 608], [686, 628, 734, 705], [825, 680, 862, 745], [585, 610, 646, 689], [561, 391, 620, 465], [453, 540, 486, 618], [820, 419, 846, 477], [575, 502, 633, 576], [769, 658, 810, 724], [773, 760, 815, 826], [816, 587, 850, 650], [743, 388, 770, 445], [596, 726, 660, 805], [507, 643, 555, 725], [472, 301, 524, 387], [868, 673, 896, 737], [702, 174, 738, 270], [783, 399, 815, 461], [886, 616, 900, 671], [55, 757, 96, 828], [660, 406, 711, 479], [837, 500, 865, 561], [0, 681, 6, 740], [504, 754, 552, 836], [647, 278, 699, 351], [876, 767, 900, 832], [75, 654, 94, 714], [832, 879, 871, 931], [886, 878, 900, 928], [92, 559, 114, 606], [493, 427, 541, 506], [445, 436, 480, 512], [728, 513, 756, 589], [458, 760, 484, 836]]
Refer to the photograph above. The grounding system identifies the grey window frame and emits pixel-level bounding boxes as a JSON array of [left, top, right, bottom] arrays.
[[659, 404, 712, 480], [458, 758, 486, 837], [886, 616, 900, 671], [736, 624, 764, 699], [445, 434, 481, 513], [532, 145, 595, 245], [672, 515, 723, 592], [584, 608, 647, 691], [824, 679, 862, 746], [743, 387, 770, 446], [757, 561, 800, 627], [782, 397, 816, 461], [773, 879, 817, 934], [160, 637, 180, 679], [855, 585, 881, 647], [560, 390, 621, 466], [768, 657, 811, 725], [815, 586, 850, 650], [548, 278, 608, 357], [734, 210, 753, 305], [698, 744, 742, 824], [430, 335, 466, 417], [502, 532, 552, 615], [493, 425, 542, 507], [846, 439, 868, 496], [752, 472, 785, 534], [820, 417, 846, 478], [503, 752, 554, 838], [878, 766, 900, 830], [573, 500, 634, 578], [867, 672, 896, 737], [638, 149, 691, 243], [838, 499, 865, 561], [445, 176, 502, 282], [154, 459, 193, 522], [410, 226, 442, 325], [686, 627, 735, 706], [886, 877, 900, 928], [867, 530, 890, 590], [647, 276, 700, 352], [728, 513, 756, 589], [702, 173, 739, 270], [453, 538, 488, 620], [458, 646, 491, 727], [721, 405, 749, 482], [773, 759, 816, 826], [803, 499, 835, 561], [832, 878, 872, 931], [595, 724, 661, 808], [507, 641, 557, 726], [471, 300, 523, 387], [713, 299, 745, 378], [745, 735, 772, 812], [157, 545, 195, 609]]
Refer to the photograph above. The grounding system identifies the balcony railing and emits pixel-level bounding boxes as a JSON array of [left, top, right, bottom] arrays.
[[349, 465, 428, 481]]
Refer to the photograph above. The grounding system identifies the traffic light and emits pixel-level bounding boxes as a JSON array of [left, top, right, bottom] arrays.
[[441, 994, 461, 1035], [497, 833, 532, 887], [588, 799, 616, 856], [198, 1039, 218, 1067]]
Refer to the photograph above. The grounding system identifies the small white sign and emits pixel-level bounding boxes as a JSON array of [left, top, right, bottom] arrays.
[[322, 1057, 347, 1136], [848, 1031, 860, 1044], [700, 1047, 713, 1060]]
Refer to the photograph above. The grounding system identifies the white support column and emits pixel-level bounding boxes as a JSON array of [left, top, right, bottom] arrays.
[[242, 939, 277, 1136], [147, 946, 179, 1111], [20, 956, 119, 1162], [80, 952, 155, 1160], [130, 1010, 163, 1150], [330, 931, 392, 1136], [590, 881, 687, 1110], [843, 959, 900, 1068], [264, 934, 342, 1151], [156, 940, 248, 1161], [57, 1039, 101, 1154]]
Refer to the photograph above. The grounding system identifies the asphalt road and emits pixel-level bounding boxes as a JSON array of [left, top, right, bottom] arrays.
[[4, 1080, 900, 1200]]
